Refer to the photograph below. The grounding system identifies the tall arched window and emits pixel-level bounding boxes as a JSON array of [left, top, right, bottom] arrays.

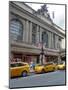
[[53, 34, 55, 48], [32, 23, 37, 44], [42, 31, 48, 48], [10, 19, 23, 41]]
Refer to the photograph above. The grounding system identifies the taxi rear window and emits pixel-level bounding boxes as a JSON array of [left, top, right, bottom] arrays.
[[44, 63, 53, 66], [60, 63, 63, 65], [36, 64, 42, 66], [11, 64, 16, 67], [10, 63, 26, 67]]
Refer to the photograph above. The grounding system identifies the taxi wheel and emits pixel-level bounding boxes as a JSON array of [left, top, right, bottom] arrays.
[[21, 71, 27, 77], [42, 69, 45, 73], [53, 67, 55, 71]]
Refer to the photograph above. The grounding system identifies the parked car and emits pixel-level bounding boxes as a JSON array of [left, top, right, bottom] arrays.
[[57, 62, 65, 70], [34, 62, 56, 74], [43, 62, 56, 72], [10, 62, 30, 78], [34, 64, 44, 73]]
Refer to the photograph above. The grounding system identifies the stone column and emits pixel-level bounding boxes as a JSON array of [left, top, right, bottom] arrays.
[[43, 55, 46, 64], [23, 20, 26, 42], [39, 27, 42, 64], [58, 55, 61, 64], [39, 54, 42, 64], [51, 33, 54, 49], [36, 25, 39, 44], [55, 35, 58, 49], [48, 32, 51, 48], [59, 40, 61, 50], [25, 20, 29, 43], [29, 21, 32, 43], [39, 27, 42, 43], [39, 54, 46, 64]]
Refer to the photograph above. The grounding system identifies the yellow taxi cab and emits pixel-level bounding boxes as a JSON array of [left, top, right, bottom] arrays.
[[43, 62, 56, 72], [34, 62, 56, 74], [57, 62, 65, 70], [10, 62, 30, 77], [34, 64, 44, 74]]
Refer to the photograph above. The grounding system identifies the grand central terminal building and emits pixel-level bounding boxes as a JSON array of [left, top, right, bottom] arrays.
[[9, 1, 65, 64]]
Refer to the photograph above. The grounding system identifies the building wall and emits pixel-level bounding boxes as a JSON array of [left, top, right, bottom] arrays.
[[61, 38, 65, 49], [9, 2, 65, 64]]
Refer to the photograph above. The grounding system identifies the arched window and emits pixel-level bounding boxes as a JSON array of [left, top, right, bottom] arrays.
[[53, 34, 55, 48], [32, 23, 37, 44], [10, 19, 23, 41], [42, 31, 48, 48]]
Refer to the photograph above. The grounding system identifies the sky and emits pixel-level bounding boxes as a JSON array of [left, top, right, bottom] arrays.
[[26, 3, 65, 30], [47, 4, 65, 30]]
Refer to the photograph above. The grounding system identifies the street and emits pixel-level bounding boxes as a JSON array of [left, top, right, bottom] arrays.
[[10, 70, 66, 88]]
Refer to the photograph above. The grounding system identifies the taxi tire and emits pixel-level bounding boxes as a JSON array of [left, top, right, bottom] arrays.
[[42, 69, 45, 73], [53, 67, 55, 71], [21, 71, 27, 77]]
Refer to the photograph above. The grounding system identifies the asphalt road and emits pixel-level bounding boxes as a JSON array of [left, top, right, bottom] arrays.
[[9, 70, 66, 88]]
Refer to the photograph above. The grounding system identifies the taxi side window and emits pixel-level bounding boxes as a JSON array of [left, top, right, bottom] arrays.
[[44, 63, 53, 66], [17, 63, 23, 66], [10, 63, 26, 67], [11, 64, 16, 67], [15, 63, 25, 67]]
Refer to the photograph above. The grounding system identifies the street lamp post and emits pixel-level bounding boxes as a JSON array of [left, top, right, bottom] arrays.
[[40, 33, 44, 65], [58, 42, 61, 64]]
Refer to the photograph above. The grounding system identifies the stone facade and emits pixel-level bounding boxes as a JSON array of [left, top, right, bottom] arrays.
[[9, 1, 65, 64]]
